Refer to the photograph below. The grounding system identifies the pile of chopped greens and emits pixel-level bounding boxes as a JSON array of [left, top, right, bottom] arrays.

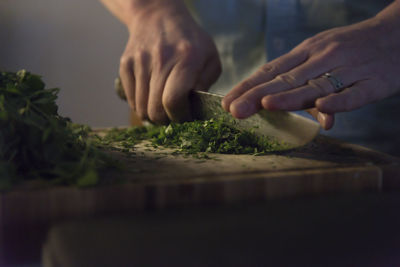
[[103, 118, 286, 157], [0, 70, 112, 191]]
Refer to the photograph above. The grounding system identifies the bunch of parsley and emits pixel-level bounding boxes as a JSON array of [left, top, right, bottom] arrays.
[[0, 70, 106, 191]]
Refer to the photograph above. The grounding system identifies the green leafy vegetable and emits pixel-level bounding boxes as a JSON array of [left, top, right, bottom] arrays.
[[0, 70, 112, 191]]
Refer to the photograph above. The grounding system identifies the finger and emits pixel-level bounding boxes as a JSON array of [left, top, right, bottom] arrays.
[[194, 55, 222, 92], [163, 60, 200, 122], [261, 67, 356, 111], [228, 55, 338, 119], [306, 108, 335, 130], [222, 50, 308, 112], [134, 52, 151, 121], [119, 57, 136, 110], [147, 60, 175, 125], [315, 80, 383, 114]]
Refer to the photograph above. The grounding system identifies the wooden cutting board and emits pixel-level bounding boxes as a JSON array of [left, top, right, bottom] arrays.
[[1, 133, 400, 265], [1, 134, 400, 228]]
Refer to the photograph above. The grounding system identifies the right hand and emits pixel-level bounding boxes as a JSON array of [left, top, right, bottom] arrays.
[[119, 1, 221, 124]]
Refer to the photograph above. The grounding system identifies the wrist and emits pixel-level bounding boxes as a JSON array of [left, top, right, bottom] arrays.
[[124, 0, 188, 26], [373, 1, 400, 32]]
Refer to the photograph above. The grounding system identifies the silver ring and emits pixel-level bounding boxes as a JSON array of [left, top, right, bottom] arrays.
[[322, 72, 344, 91]]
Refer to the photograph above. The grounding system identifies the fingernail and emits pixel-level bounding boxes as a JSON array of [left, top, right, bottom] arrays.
[[262, 96, 277, 110], [221, 97, 230, 112], [317, 112, 326, 124]]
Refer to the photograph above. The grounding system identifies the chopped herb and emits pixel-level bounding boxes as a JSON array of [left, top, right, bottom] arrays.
[[103, 118, 287, 157]]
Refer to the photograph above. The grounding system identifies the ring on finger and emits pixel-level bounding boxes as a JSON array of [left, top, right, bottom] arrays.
[[322, 72, 344, 91]]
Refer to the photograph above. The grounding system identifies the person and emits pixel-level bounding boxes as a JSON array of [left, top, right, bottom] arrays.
[[100, 0, 400, 150]]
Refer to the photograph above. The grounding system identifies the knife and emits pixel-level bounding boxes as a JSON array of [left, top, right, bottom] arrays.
[[114, 77, 320, 149]]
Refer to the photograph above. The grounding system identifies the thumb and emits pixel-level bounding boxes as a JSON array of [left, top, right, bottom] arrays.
[[306, 108, 335, 130]]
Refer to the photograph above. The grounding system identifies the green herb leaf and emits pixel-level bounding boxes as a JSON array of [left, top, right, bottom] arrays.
[[0, 70, 115, 191]]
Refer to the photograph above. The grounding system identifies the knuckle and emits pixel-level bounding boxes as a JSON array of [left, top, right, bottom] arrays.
[[300, 32, 335, 54], [119, 56, 133, 69], [300, 37, 314, 47], [176, 42, 198, 67], [300, 36, 322, 50], [324, 42, 344, 57], [176, 41, 195, 56], [308, 79, 330, 97], [162, 93, 180, 111], [238, 80, 256, 91], [275, 73, 300, 87], [304, 35, 322, 45], [259, 64, 279, 75]]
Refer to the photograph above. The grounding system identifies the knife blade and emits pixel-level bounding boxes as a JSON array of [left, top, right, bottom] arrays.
[[115, 77, 320, 149]]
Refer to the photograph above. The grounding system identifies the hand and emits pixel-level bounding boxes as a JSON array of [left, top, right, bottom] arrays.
[[222, 14, 400, 130], [119, 1, 221, 124]]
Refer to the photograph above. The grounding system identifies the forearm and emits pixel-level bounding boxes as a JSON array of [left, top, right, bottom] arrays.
[[99, 0, 189, 26], [374, 0, 400, 35]]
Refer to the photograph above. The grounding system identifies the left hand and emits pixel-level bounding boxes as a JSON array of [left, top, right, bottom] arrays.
[[221, 16, 400, 130]]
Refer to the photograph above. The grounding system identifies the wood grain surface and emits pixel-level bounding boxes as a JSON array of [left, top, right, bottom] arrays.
[[1, 134, 400, 265], [1, 135, 400, 228]]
